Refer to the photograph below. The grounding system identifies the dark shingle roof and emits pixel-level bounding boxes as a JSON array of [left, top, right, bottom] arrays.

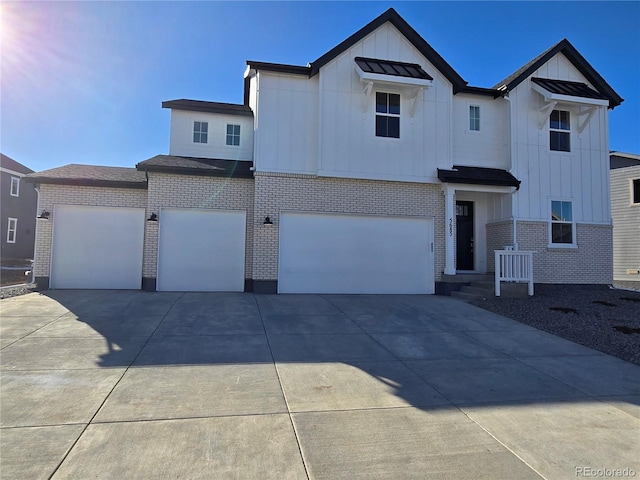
[[494, 39, 622, 108], [354, 57, 433, 80], [162, 99, 253, 116], [136, 155, 253, 179], [25, 164, 147, 189], [531, 77, 608, 100], [437, 166, 521, 188], [1, 153, 34, 174]]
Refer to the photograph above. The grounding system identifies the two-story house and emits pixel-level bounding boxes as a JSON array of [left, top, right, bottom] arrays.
[[26, 8, 623, 294], [610, 152, 640, 286], [1, 154, 37, 262]]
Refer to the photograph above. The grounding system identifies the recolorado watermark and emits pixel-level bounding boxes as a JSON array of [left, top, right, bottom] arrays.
[[576, 467, 636, 478]]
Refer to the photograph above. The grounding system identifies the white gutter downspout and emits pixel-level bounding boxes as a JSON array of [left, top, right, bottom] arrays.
[[32, 187, 40, 285], [503, 93, 519, 251]]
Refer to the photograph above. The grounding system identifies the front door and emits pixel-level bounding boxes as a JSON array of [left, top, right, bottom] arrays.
[[456, 201, 474, 270]]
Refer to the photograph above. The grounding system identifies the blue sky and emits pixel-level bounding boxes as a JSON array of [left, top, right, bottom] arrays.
[[1, 1, 638, 172]]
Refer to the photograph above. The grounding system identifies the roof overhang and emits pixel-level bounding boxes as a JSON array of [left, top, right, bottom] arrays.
[[437, 166, 521, 189], [531, 78, 609, 107]]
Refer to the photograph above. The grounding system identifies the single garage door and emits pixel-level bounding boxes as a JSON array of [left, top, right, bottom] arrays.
[[50, 205, 145, 289], [278, 212, 434, 294], [157, 208, 246, 292]]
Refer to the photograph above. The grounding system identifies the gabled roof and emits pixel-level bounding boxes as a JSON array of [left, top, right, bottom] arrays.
[[25, 164, 147, 189], [494, 39, 623, 108], [136, 155, 254, 179], [437, 166, 521, 188], [309, 8, 467, 91], [162, 99, 253, 116], [610, 151, 640, 170], [1, 153, 34, 175]]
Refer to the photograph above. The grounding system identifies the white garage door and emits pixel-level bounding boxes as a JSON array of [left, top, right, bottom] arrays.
[[157, 208, 246, 292], [50, 205, 145, 289], [278, 212, 434, 294]]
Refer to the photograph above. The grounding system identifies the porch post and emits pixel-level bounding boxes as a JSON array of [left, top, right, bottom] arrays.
[[444, 186, 456, 275]]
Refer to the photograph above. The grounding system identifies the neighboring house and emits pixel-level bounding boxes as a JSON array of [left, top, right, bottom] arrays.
[[1, 154, 37, 261], [26, 8, 623, 294], [610, 152, 640, 285]]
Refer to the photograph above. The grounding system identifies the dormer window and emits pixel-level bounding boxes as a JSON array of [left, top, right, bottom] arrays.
[[193, 121, 208, 144], [375, 92, 400, 138]]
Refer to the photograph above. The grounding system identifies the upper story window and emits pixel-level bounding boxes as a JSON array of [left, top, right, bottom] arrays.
[[193, 121, 208, 144], [10, 177, 20, 197], [6, 218, 17, 243], [632, 179, 640, 205], [226, 124, 240, 146], [550, 200, 574, 246], [375, 92, 400, 138], [550, 109, 570, 152], [469, 106, 480, 131]]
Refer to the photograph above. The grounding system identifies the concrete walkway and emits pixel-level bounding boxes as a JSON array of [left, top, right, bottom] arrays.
[[1, 291, 638, 479]]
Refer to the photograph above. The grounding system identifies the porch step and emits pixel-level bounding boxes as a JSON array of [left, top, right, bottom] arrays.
[[441, 274, 493, 283]]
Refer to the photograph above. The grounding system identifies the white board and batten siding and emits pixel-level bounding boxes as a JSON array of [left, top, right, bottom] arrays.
[[278, 212, 434, 294], [156, 208, 246, 292], [50, 205, 145, 289], [509, 53, 611, 225]]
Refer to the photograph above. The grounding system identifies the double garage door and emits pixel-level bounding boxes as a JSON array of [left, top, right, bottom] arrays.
[[278, 212, 434, 294]]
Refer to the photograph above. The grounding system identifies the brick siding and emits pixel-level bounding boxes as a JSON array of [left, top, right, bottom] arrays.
[[252, 172, 445, 281], [487, 219, 612, 283], [145, 173, 254, 278]]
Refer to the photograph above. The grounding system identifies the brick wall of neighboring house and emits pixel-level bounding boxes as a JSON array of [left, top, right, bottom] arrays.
[[252, 172, 445, 282], [507, 221, 612, 284], [33, 184, 148, 279], [144, 173, 255, 279]]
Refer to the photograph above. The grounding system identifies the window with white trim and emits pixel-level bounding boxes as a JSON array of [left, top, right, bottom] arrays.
[[632, 179, 640, 205], [6, 218, 17, 243], [469, 105, 480, 131], [550, 109, 570, 152], [193, 121, 208, 143], [226, 124, 240, 146], [10, 177, 19, 197], [550, 200, 574, 245], [375, 92, 400, 138]]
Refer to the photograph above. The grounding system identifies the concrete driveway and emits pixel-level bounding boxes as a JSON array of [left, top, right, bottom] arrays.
[[1, 291, 638, 479]]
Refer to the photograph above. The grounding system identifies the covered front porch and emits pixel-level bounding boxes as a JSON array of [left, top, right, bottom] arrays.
[[436, 166, 531, 297]]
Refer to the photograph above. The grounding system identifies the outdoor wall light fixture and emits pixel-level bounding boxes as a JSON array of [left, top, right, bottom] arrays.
[[147, 213, 158, 222], [37, 211, 50, 219], [263, 216, 273, 225]]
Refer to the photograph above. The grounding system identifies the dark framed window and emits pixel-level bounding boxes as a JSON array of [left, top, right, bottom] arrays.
[[193, 121, 208, 143], [226, 124, 240, 146], [633, 179, 640, 205], [375, 92, 400, 138], [551, 200, 574, 245], [550, 110, 570, 152]]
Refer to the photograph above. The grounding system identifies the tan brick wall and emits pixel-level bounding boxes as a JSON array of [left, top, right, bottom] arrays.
[[252, 173, 445, 281], [145, 173, 254, 278], [486, 221, 514, 273], [34, 184, 148, 278], [487, 219, 612, 283]]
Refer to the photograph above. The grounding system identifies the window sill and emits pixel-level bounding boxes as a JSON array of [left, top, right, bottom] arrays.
[[547, 244, 578, 251]]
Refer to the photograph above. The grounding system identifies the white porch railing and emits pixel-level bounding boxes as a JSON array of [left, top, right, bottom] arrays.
[[494, 249, 534, 296]]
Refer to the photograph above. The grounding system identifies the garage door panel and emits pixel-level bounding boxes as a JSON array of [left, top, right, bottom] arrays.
[[278, 213, 433, 294], [157, 209, 246, 292], [51, 206, 145, 289]]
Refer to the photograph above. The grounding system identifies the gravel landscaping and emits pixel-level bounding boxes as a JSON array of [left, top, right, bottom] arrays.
[[471, 284, 640, 366]]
